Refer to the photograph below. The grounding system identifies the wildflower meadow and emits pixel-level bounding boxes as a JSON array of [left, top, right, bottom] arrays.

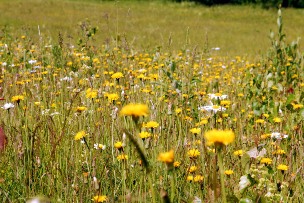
[[0, 0, 303, 202]]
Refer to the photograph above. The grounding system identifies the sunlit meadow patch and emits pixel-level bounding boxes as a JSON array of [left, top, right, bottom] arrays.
[[0, 3, 303, 203]]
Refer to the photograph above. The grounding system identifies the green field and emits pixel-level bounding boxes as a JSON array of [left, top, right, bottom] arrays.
[[0, 0, 303, 57], [0, 0, 303, 203]]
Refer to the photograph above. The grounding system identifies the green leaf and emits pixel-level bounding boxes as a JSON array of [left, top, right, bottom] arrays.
[[267, 166, 274, 174], [286, 94, 295, 105], [240, 198, 253, 203], [170, 61, 176, 73]]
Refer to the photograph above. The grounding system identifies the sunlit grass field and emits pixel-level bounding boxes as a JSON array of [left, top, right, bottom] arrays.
[[0, 0, 303, 202], [1, 0, 304, 57]]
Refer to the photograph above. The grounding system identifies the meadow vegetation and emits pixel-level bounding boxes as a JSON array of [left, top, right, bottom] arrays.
[[0, 0, 303, 202]]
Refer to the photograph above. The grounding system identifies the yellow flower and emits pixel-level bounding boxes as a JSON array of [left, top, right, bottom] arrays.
[[143, 121, 159, 128], [111, 72, 124, 79], [292, 103, 303, 110], [114, 141, 124, 150], [255, 119, 265, 124], [194, 175, 204, 182], [175, 108, 182, 114], [195, 119, 208, 126], [260, 158, 272, 165], [139, 131, 151, 139], [274, 149, 285, 155], [261, 133, 271, 139], [76, 106, 87, 113], [173, 161, 181, 168], [188, 166, 198, 173], [92, 195, 107, 202], [74, 130, 86, 141], [190, 128, 201, 135], [233, 150, 243, 157], [224, 170, 234, 175], [277, 164, 288, 171], [204, 129, 235, 146], [86, 88, 98, 99], [117, 154, 128, 161], [34, 102, 41, 106], [220, 100, 231, 106], [120, 103, 149, 118], [187, 149, 200, 159], [105, 93, 119, 102], [187, 175, 194, 182], [263, 113, 269, 118], [158, 150, 174, 164], [12, 95, 25, 103], [273, 117, 282, 123]]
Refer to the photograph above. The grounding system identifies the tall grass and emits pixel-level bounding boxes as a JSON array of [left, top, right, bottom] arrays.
[[0, 1, 303, 203]]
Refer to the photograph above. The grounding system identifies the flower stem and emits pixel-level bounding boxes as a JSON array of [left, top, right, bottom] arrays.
[[148, 174, 156, 203], [217, 151, 227, 203], [170, 170, 175, 202]]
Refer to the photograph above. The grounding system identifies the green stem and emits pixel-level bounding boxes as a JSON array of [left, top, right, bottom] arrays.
[[148, 174, 156, 203], [170, 170, 175, 202], [218, 151, 227, 203]]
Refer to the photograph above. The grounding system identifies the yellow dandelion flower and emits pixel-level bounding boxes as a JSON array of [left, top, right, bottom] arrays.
[[86, 88, 98, 99], [224, 170, 234, 175], [74, 130, 86, 141], [233, 150, 243, 157], [187, 149, 200, 159], [263, 113, 269, 118], [255, 119, 265, 124], [274, 149, 285, 155], [292, 103, 303, 110], [143, 121, 159, 128], [76, 106, 87, 113], [114, 141, 124, 150], [34, 102, 41, 106], [261, 133, 271, 139], [194, 175, 204, 182], [117, 154, 128, 161], [12, 95, 25, 103], [190, 128, 201, 135], [111, 72, 124, 79], [204, 129, 235, 146], [139, 131, 151, 139], [277, 164, 288, 171], [260, 158, 272, 165], [196, 119, 208, 126], [173, 161, 181, 168], [273, 117, 282, 123], [158, 150, 174, 164], [188, 166, 198, 173], [92, 195, 107, 202], [187, 175, 194, 182], [175, 108, 182, 114], [120, 103, 149, 118], [222, 113, 229, 118], [220, 100, 231, 106], [194, 140, 201, 145], [105, 93, 119, 102]]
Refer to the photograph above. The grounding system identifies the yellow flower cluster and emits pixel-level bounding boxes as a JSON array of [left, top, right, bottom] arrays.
[[158, 150, 174, 164], [120, 103, 149, 117], [204, 129, 235, 146]]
